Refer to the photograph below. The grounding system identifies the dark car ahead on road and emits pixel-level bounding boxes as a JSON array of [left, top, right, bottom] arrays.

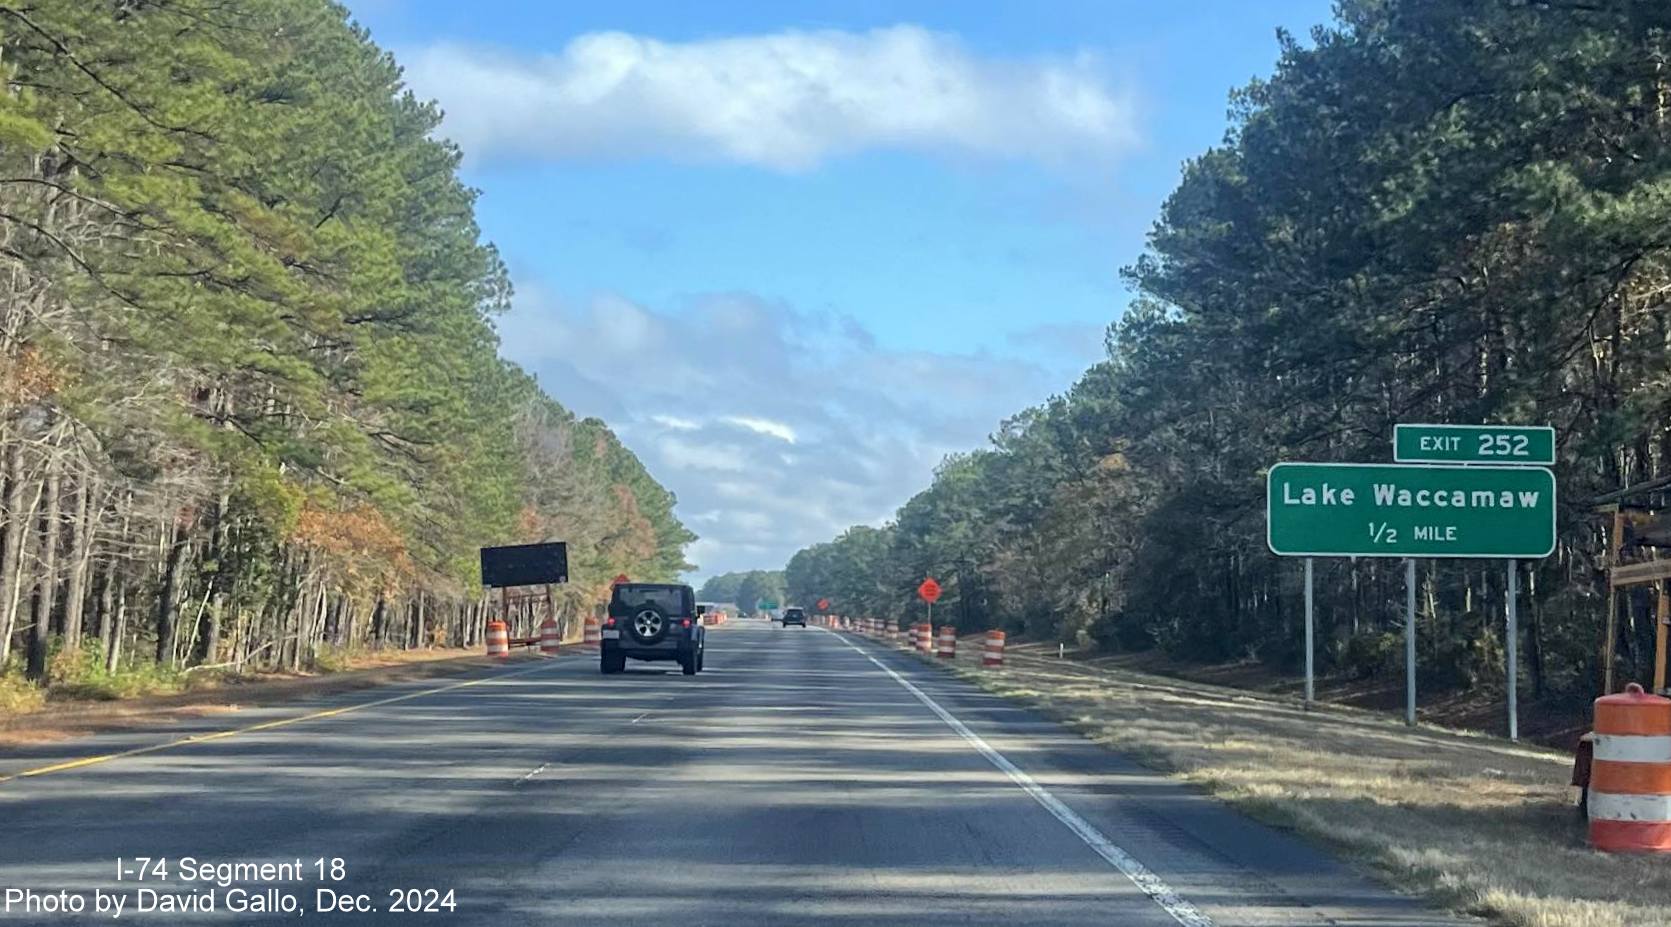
[[603, 582, 705, 675], [781, 607, 807, 628]]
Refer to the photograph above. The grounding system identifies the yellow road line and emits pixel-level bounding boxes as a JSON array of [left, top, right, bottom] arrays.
[[0, 657, 568, 784]]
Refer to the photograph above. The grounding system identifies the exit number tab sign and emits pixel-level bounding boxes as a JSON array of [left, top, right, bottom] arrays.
[[1393, 424, 1554, 466]]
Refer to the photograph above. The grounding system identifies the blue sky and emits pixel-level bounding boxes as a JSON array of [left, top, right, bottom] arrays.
[[345, 1, 1338, 581]]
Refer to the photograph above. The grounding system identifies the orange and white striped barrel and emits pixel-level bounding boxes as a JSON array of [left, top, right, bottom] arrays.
[[1590, 683, 1671, 852], [485, 620, 510, 658], [582, 615, 602, 646], [915, 623, 932, 653], [936, 626, 957, 659], [983, 630, 1005, 667], [538, 617, 561, 656]]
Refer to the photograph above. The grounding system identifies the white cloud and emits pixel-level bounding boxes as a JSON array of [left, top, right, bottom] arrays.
[[404, 25, 1137, 171], [497, 289, 1073, 580], [656, 435, 747, 473], [723, 415, 797, 444], [651, 414, 700, 431]]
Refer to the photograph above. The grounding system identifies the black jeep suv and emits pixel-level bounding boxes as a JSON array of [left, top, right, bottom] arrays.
[[603, 582, 706, 675], [780, 607, 807, 628]]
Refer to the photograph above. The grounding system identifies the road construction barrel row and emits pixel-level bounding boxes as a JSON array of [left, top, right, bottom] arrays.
[[1590, 682, 1671, 853], [983, 630, 1005, 667], [539, 618, 561, 656], [936, 626, 957, 659], [485, 620, 509, 658]]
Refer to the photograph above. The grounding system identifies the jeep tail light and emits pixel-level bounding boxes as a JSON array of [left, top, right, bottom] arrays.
[[604, 617, 616, 628], [681, 618, 692, 628]]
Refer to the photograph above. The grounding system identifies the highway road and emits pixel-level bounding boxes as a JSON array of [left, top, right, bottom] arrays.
[[0, 621, 1458, 926]]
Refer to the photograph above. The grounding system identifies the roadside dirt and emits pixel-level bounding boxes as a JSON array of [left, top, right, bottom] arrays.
[[0, 648, 532, 748], [1025, 644, 1593, 751]]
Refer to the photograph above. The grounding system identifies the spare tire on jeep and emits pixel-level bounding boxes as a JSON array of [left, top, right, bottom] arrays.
[[628, 602, 668, 645]]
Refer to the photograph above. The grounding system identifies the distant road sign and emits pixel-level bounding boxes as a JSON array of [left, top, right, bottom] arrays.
[[1393, 424, 1554, 465], [1267, 463, 1555, 558], [918, 578, 942, 604], [757, 599, 779, 611], [480, 542, 569, 588], [817, 598, 831, 611]]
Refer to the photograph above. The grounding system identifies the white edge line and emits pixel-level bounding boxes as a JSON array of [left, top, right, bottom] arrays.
[[825, 630, 1216, 927]]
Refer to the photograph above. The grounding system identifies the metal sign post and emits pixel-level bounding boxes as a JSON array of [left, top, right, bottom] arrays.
[[1405, 558, 1417, 726], [1304, 558, 1315, 707], [1506, 560, 1519, 742], [917, 577, 942, 632], [1270, 429, 1555, 730]]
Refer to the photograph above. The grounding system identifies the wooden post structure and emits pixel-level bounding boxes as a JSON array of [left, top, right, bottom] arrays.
[[1604, 507, 1624, 694], [1605, 556, 1671, 696], [1656, 581, 1669, 696]]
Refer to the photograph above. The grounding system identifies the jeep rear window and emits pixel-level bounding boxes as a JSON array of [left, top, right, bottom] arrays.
[[612, 586, 689, 616], [784, 608, 804, 618]]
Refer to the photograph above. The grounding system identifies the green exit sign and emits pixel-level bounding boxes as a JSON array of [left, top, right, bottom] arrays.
[[1393, 424, 1554, 465], [1267, 462, 1556, 558]]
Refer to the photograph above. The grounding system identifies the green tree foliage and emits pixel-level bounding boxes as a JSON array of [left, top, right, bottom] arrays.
[[698, 570, 785, 611], [0, 1, 692, 688], [785, 0, 1671, 699]]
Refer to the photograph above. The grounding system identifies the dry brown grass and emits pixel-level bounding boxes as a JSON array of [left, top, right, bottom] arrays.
[[0, 647, 503, 748], [908, 637, 1667, 927]]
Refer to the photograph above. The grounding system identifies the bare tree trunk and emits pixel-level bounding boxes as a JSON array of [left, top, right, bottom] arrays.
[[154, 522, 190, 667], [27, 458, 62, 681], [95, 556, 117, 660], [194, 489, 229, 666], [105, 579, 126, 673], [95, 501, 130, 666], [370, 594, 386, 648], [0, 441, 25, 663], [61, 469, 94, 651]]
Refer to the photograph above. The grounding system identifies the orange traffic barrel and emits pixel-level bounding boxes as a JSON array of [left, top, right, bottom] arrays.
[[936, 625, 957, 659], [485, 620, 510, 658], [1590, 682, 1671, 852], [915, 623, 932, 653], [582, 615, 602, 646], [983, 630, 1006, 667], [538, 617, 561, 656]]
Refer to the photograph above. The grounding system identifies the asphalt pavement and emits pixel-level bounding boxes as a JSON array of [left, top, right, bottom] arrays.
[[0, 621, 1460, 925]]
